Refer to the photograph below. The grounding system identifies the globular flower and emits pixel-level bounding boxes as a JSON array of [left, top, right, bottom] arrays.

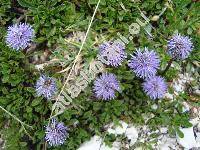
[[45, 118, 68, 147], [142, 76, 167, 100], [93, 73, 120, 100], [167, 33, 193, 60], [35, 75, 57, 100], [6, 22, 34, 50], [128, 48, 160, 79], [99, 41, 127, 67]]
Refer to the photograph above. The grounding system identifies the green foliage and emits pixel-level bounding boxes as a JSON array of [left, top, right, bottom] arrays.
[[0, 0, 199, 149], [17, 0, 86, 47], [0, 0, 11, 26]]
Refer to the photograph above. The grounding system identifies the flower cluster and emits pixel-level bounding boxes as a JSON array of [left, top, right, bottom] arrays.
[[6, 23, 34, 50], [127, 47, 168, 99], [45, 118, 68, 147], [93, 73, 120, 100], [35, 75, 57, 100], [128, 48, 160, 79], [167, 33, 193, 60], [96, 45, 167, 100], [99, 41, 127, 67]]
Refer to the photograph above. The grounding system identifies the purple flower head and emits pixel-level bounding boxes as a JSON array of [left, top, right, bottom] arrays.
[[93, 73, 120, 100], [45, 118, 68, 147], [99, 41, 127, 67], [35, 75, 57, 100], [167, 33, 193, 60], [6, 22, 34, 50], [142, 76, 167, 100], [128, 48, 160, 79]]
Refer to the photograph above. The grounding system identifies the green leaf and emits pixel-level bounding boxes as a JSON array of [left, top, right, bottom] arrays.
[[88, 0, 106, 5], [31, 98, 41, 106], [17, 0, 36, 8], [26, 106, 32, 113], [20, 142, 27, 147], [35, 37, 46, 43], [176, 128, 184, 138]]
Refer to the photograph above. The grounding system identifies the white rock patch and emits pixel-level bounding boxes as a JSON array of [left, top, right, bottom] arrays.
[[125, 126, 138, 146], [177, 127, 198, 149], [78, 136, 120, 150]]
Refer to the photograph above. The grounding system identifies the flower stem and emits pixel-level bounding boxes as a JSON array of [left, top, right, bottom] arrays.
[[162, 58, 173, 75]]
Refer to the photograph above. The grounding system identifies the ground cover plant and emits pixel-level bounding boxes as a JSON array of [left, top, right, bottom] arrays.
[[0, 0, 199, 149]]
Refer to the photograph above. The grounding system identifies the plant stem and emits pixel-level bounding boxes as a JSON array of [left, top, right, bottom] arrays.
[[0, 105, 32, 128], [47, 0, 101, 125], [162, 58, 173, 75], [0, 105, 34, 140]]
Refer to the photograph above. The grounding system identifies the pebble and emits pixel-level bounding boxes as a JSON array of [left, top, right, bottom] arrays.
[[151, 104, 158, 110], [182, 102, 190, 113], [197, 123, 200, 131], [125, 126, 138, 146], [107, 121, 128, 135], [160, 127, 168, 134], [164, 93, 174, 100], [151, 15, 160, 21], [157, 135, 177, 149]]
